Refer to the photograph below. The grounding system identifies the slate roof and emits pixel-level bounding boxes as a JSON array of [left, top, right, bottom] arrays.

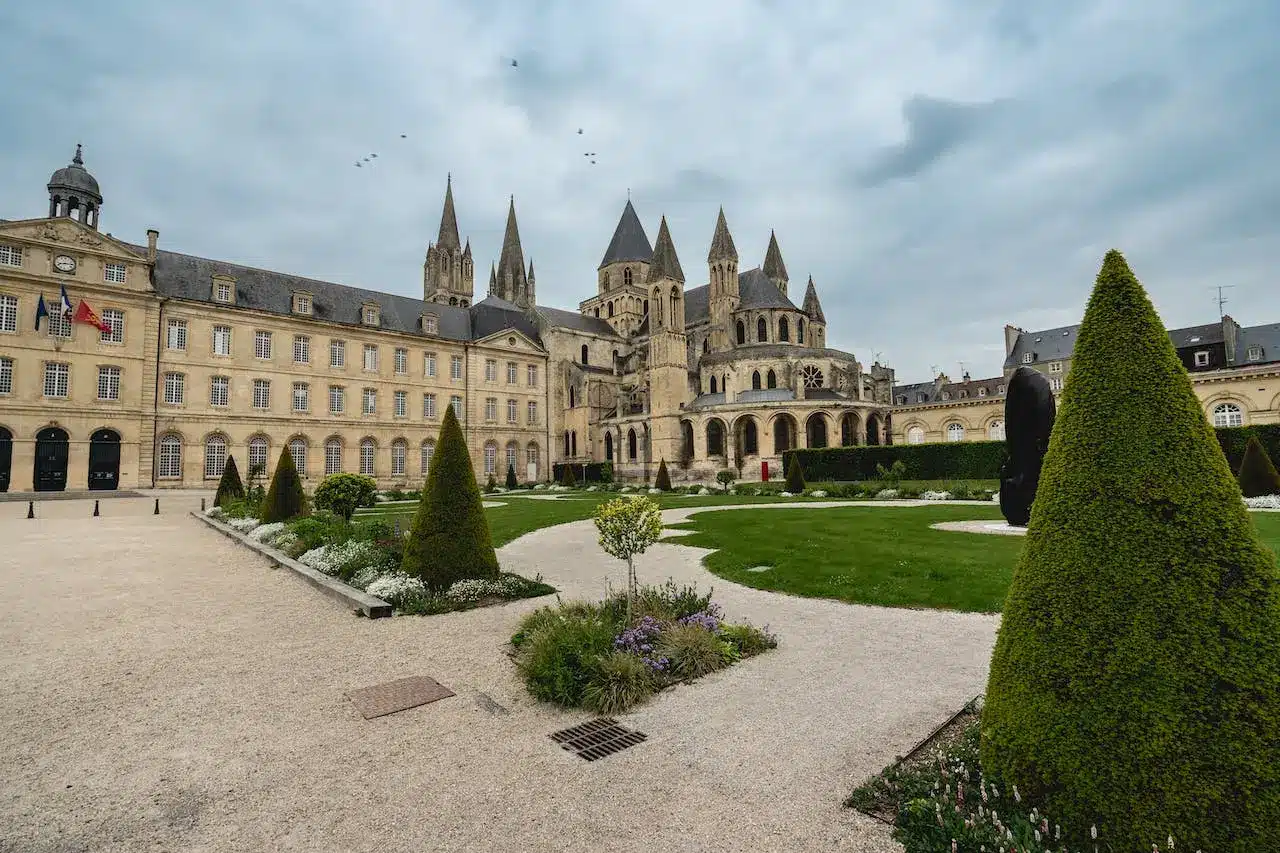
[[685, 267, 798, 324], [736, 388, 795, 403], [707, 208, 738, 262], [1239, 323, 1280, 365], [1004, 320, 1269, 369], [646, 217, 685, 283], [535, 305, 621, 337], [1169, 323, 1224, 347], [688, 392, 726, 408], [598, 200, 653, 269], [801, 276, 825, 322], [762, 231, 788, 282], [471, 294, 541, 342], [699, 342, 853, 366], [804, 388, 844, 401]]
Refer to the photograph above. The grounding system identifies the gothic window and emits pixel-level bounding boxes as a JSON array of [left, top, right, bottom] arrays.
[[605, 432, 613, 461], [571, 431, 577, 456], [653, 289, 663, 325], [581, 344, 589, 365], [669, 286, 680, 325], [624, 268, 633, 286], [779, 316, 790, 342], [643, 299, 649, 315], [752, 371, 761, 390], [766, 369, 777, 389], [757, 316, 768, 342], [628, 429, 637, 461], [736, 320, 746, 345], [608, 301, 615, 317], [706, 420, 725, 457], [710, 376, 718, 394], [742, 419, 758, 455], [702, 338, 710, 354], [798, 318, 805, 344], [800, 364, 824, 388]]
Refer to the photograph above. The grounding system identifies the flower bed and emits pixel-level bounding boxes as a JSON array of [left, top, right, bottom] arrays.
[[205, 505, 553, 614], [1245, 493, 1280, 509], [510, 580, 777, 714]]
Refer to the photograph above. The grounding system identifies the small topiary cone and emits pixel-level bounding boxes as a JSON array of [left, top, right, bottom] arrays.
[[1237, 434, 1280, 498]]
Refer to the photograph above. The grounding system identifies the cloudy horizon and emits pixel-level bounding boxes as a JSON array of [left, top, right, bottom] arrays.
[[2, 0, 1276, 384]]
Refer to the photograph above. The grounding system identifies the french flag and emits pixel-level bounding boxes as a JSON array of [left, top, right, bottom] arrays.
[[59, 285, 74, 318]]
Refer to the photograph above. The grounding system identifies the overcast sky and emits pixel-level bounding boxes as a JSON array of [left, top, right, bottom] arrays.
[[2, 0, 1276, 383]]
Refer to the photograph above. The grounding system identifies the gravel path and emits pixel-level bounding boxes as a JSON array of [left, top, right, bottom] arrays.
[[0, 498, 998, 853]]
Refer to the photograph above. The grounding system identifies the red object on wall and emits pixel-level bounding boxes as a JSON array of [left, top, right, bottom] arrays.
[[761, 461, 769, 482]]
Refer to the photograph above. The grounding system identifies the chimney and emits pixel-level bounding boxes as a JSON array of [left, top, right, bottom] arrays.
[[1222, 314, 1241, 364], [1003, 324, 1022, 357], [963, 371, 971, 382], [146, 229, 158, 263]]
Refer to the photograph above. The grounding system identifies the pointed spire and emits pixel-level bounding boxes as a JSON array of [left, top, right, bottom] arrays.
[[527, 259, 535, 281], [73, 143, 84, 166], [599, 199, 654, 269], [763, 230, 789, 282], [462, 238, 472, 260], [707, 207, 738, 263], [802, 275, 825, 323], [436, 174, 461, 251], [489, 262, 497, 293], [497, 196, 526, 279], [646, 216, 685, 283]]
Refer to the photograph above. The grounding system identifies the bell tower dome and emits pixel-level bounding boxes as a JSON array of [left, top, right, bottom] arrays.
[[47, 144, 103, 230]]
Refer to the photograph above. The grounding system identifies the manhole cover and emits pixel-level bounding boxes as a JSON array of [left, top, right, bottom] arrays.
[[346, 676, 455, 719], [550, 718, 647, 761]]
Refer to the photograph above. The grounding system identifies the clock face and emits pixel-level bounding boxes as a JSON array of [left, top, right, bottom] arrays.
[[53, 255, 76, 273]]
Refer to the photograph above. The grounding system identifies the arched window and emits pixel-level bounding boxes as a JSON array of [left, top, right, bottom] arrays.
[[594, 307, 600, 317], [773, 418, 792, 454], [570, 431, 577, 457], [757, 316, 768, 342], [643, 299, 649, 315], [988, 420, 1005, 441], [628, 429, 638, 461], [710, 376, 718, 394], [505, 441, 518, 476], [624, 267, 633, 286], [568, 386, 576, 408], [391, 439, 407, 476], [204, 434, 227, 479], [564, 431, 571, 457], [420, 440, 435, 475], [736, 320, 746, 345], [581, 344, 589, 365], [798, 318, 806, 344], [669, 286, 680, 325], [325, 438, 343, 475], [706, 420, 725, 456], [290, 437, 308, 475], [779, 316, 790, 342], [945, 423, 965, 442], [605, 432, 614, 461], [741, 419, 758, 455], [359, 438, 375, 475], [483, 441, 497, 475], [766, 370, 777, 389], [526, 442, 539, 466], [752, 371, 761, 390], [702, 338, 710, 354], [158, 434, 182, 479], [653, 289, 663, 325], [907, 426, 925, 445], [248, 436, 269, 476], [1212, 402, 1244, 427]]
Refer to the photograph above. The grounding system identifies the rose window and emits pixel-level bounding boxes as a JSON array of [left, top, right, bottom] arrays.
[[800, 365, 824, 388]]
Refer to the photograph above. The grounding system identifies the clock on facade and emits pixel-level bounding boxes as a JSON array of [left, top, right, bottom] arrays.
[[53, 255, 76, 273]]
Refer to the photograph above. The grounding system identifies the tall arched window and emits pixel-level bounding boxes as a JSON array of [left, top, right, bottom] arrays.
[[628, 429, 638, 461], [945, 423, 965, 442], [204, 434, 227, 479], [326, 438, 343, 475], [623, 267, 633, 286], [907, 426, 925, 444], [669, 286, 680, 325], [736, 320, 746, 345], [570, 431, 577, 457], [359, 438, 375, 475], [605, 432, 614, 461], [564, 431, 571, 457], [608, 302, 615, 317], [752, 371, 761, 390], [526, 442, 539, 467], [420, 440, 435, 475], [391, 439, 407, 476], [798, 318, 806, 344], [706, 420, 725, 456], [702, 338, 710, 354], [568, 386, 576, 408], [158, 434, 182, 479], [643, 299, 649, 315], [653, 289, 663, 325], [581, 344, 589, 365], [757, 316, 768, 342], [289, 437, 308, 475], [767, 370, 777, 389], [248, 436, 269, 476], [988, 420, 1005, 441], [483, 441, 497, 475], [710, 376, 718, 394], [779, 316, 790, 342], [1212, 402, 1244, 427], [505, 442, 518, 476]]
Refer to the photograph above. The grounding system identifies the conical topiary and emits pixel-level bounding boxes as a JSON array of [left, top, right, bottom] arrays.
[[980, 250, 1280, 850], [214, 454, 245, 508], [260, 445, 305, 523], [561, 463, 577, 487], [655, 459, 672, 491], [1237, 434, 1280, 498], [784, 454, 806, 493], [506, 463, 518, 490], [401, 405, 499, 588]]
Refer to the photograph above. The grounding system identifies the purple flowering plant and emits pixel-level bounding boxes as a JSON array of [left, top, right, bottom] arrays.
[[677, 601, 725, 632], [614, 615, 670, 672]]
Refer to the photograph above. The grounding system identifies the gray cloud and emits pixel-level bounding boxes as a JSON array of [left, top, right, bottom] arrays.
[[855, 96, 1010, 187]]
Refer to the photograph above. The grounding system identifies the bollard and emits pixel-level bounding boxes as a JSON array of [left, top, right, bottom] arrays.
[[93, 500, 100, 517], [154, 497, 160, 515], [201, 497, 206, 512], [27, 501, 34, 519]]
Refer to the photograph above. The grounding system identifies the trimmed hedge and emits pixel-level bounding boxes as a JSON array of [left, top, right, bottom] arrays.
[[214, 455, 245, 508], [654, 459, 672, 491], [551, 462, 613, 484], [1217, 423, 1280, 474], [980, 250, 1280, 850], [784, 454, 806, 493], [260, 446, 305, 523], [1238, 435, 1280, 497]]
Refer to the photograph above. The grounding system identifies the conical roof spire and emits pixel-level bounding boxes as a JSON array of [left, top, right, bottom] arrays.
[[527, 259, 535, 280], [763, 230, 789, 282], [435, 174, 461, 251], [646, 216, 685, 283], [599, 199, 654, 269], [497, 196, 526, 279], [462, 238, 472, 259], [488, 262, 497, 292], [707, 207, 738, 263], [802, 275, 825, 322]]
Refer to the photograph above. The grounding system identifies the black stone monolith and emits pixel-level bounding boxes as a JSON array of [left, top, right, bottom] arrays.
[[998, 366, 1057, 526]]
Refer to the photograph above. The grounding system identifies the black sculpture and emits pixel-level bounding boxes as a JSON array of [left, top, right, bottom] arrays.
[[999, 366, 1057, 527]]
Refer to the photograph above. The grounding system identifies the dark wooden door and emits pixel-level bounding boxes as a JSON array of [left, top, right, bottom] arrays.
[[0, 427, 11, 492], [88, 429, 121, 491], [33, 427, 69, 492]]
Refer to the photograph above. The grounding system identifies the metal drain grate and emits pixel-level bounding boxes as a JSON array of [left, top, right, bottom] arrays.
[[550, 718, 647, 761]]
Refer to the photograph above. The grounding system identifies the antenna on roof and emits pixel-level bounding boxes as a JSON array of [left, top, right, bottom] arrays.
[[958, 360, 966, 377], [930, 364, 939, 378], [1213, 285, 1235, 319]]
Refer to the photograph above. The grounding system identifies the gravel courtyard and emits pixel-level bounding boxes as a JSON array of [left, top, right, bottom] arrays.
[[0, 496, 998, 853]]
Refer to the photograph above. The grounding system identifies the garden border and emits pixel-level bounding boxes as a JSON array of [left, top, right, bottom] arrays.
[[191, 511, 393, 618]]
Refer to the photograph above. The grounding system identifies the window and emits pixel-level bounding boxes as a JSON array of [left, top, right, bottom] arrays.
[[425, 352, 437, 377], [1212, 402, 1244, 428], [1049, 377, 1063, 391], [387, 439, 407, 476], [289, 439, 307, 476], [167, 318, 187, 350], [359, 439, 376, 475], [157, 434, 182, 479], [798, 318, 805, 344], [527, 400, 537, 424], [988, 420, 1005, 440], [363, 344, 378, 372], [163, 372, 185, 404], [423, 393, 437, 418], [485, 397, 497, 421], [394, 390, 407, 417], [959, 390, 968, 399], [735, 320, 746, 346], [394, 348, 407, 374], [210, 376, 230, 407], [451, 395, 463, 417], [906, 426, 925, 444], [420, 441, 435, 474], [752, 371, 761, 390], [329, 385, 344, 413], [483, 442, 497, 475], [204, 435, 227, 479], [214, 281, 233, 304], [100, 308, 124, 343], [330, 339, 346, 368], [800, 364, 824, 389], [485, 359, 497, 381], [104, 262, 126, 283], [507, 362, 518, 384], [766, 370, 777, 389], [779, 316, 790, 342], [506, 399, 517, 423], [48, 307, 71, 339], [293, 335, 310, 364], [527, 364, 538, 386], [941, 392, 951, 401], [1194, 350, 1210, 367], [325, 439, 342, 475], [362, 388, 376, 415], [506, 443, 518, 475], [997, 384, 1005, 394], [212, 325, 232, 356], [451, 355, 463, 380], [293, 293, 312, 315], [1048, 361, 1063, 373], [97, 365, 121, 401], [624, 268, 633, 286], [0, 294, 16, 332], [293, 382, 309, 412], [254, 330, 272, 360], [253, 379, 270, 409], [757, 317, 768, 342], [978, 387, 987, 397], [526, 443, 539, 466], [1021, 353, 1033, 364], [0, 244, 23, 267], [362, 305, 380, 326], [1247, 346, 1263, 362], [946, 423, 965, 442], [580, 345, 589, 365], [0, 356, 11, 394], [423, 314, 438, 334], [248, 437, 268, 474]]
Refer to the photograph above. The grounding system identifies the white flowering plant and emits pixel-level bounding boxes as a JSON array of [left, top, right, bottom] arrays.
[[875, 488, 900, 500], [205, 506, 225, 519], [227, 517, 260, 533], [808, 490, 829, 498], [918, 490, 953, 501], [364, 573, 428, 607], [445, 576, 524, 602], [1245, 494, 1280, 509], [246, 521, 286, 544]]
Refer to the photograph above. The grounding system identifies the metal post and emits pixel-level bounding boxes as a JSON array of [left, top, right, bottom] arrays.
[[27, 501, 34, 519], [154, 498, 160, 515], [93, 500, 100, 517], [201, 497, 206, 512]]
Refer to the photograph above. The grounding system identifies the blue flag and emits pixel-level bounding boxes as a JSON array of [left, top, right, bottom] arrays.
[[35, 294, 48, 331]]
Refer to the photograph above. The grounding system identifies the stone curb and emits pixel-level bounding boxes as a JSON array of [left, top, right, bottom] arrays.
[[190, 512, 393, 618]]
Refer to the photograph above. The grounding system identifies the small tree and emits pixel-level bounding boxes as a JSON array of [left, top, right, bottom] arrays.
[[313, 473, 377, 521], [401, 405, 499, 588], [1237, 435, 1280, 497], [875, 459, 907, 485], [593, 497, 663, 624], [784, 454, 806, 493], [485, 474, 497, 493], [654, 459, 672, 491], [260, 446, 306, 523], [716, 469, 735, 493], [561, 464, 577, 487], [214, 455, 245, 508], [505, 464, 518, 490]]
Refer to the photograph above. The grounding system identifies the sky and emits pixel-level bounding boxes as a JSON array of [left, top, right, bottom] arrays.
[[1, 0, 1277, 383]]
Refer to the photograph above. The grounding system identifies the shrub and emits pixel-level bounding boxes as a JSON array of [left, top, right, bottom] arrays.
[[561, 464, 577, 487], [505, 464, 518, 490], [288, 512, 349, 551], [784, 454, 806, 493], [401, 405, 500, 589], [980, 250, 1280, 851], [514, 607, 617, 706], [214, 455, 245, 508], [313, 473, 377, 521], [599, 461, 614, 483], [1237, 434, 1280, 497], [654, 458, 672, 491], [719, 623, 778, 657], [260, 446, 306, 523], [485, 474, 497, 493], [581, 651, 656, 714], [657, 622, 732, 680]]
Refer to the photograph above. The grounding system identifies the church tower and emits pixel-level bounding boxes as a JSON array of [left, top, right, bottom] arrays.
[[423, 175, 474, 306], [706, 207, 739, 352], [594, 199, 653, 337], [47, 144, 103, 229], [763, 230, 789, 296], [645, 217, 691, 466], [490, 197, 533, 308]]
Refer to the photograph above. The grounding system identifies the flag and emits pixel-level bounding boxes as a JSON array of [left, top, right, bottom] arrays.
[[74, 299, 111, 333], [35, 294, 48, 331], [58, 286, 73, 318]]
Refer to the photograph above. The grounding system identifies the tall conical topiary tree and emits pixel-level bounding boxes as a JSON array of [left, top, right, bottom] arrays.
[[506, 463, 518, 490], [654, 459, 672, 491], [401, 405, 499, 588], [784, 454, 806, 493], [214, 454, 245, 508], [1237, 434, 1280, 498], [981, 250, 1280, 850], [260, 445, 305, 523]]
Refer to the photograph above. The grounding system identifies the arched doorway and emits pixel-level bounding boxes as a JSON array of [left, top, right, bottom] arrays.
[[866, 413, 881, 446], [0, 426, 11, 492], [772, 414, 797, 454], [736, 416, 759, 456], [604, 432, 614, 461], [33, 426, 70, 492], [840, 413, 859, 446], [88, 428, 121, 491], [706, 419, 726, 458], [806, 413, 829, 449]]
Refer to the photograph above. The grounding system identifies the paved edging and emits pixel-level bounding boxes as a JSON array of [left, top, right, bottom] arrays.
[[190, 512, 393, 618]]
